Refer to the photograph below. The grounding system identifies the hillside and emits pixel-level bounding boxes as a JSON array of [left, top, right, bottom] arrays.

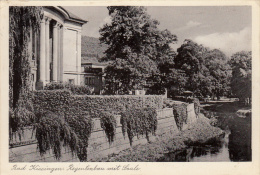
[[81, 35, 108, 63]]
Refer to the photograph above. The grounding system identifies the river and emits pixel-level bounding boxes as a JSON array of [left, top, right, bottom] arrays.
[[159, 103, 252, 162]]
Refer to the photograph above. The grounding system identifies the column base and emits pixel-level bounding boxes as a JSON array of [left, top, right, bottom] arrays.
[[36, 81, 44, 90]]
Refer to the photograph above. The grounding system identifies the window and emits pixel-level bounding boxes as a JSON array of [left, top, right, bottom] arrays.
[[91, 78, 95, 85], [85, 77, 95, 86], [85, 77, 89, 85]]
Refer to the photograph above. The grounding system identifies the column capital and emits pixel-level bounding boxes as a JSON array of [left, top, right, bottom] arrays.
[[45, 17, 51, 24], [40, 17, 45, 23], [53, 21, 58, 28], [53, 21, 62, 28]]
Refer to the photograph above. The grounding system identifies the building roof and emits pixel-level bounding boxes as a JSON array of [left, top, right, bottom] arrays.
[[46, 6, 88, 25], [82, 56, 99, 64], [59, 6, 87, 23]]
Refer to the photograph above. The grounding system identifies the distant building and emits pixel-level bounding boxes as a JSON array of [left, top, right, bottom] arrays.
[[81, 59, 107, 94], [28, 6, 87, 90]]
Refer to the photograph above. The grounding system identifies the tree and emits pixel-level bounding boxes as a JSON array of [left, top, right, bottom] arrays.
[[174, 39, 207, 76], [174, 40, 209, 96], [99, 6, 177, 94], [229, 51, 252, 101], [204, 49, 231, 99], [146, 50, 177, 95], [174, 40, 231, 99], [9, 7, 43, 134]]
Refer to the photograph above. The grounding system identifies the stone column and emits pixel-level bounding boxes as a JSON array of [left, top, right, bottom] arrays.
[[59, 25, 64, 82], [39, 17, 46, 87], [52, 22, 58, 82], [77, 31, 82, 85], [45, 17, 51, 84], [57, 24, 60, 82]]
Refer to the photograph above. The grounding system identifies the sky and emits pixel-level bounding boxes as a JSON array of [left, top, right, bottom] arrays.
[[64, 6, 252, 57]]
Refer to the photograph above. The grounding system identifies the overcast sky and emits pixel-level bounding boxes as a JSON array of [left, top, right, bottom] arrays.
[[64, 6, 251, 57]]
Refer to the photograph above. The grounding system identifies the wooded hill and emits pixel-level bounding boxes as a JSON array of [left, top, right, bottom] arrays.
[[81, 35, 108, 62]]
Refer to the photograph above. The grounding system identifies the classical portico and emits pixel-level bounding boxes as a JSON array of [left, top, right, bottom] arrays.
[[33, 6, 87, 90]]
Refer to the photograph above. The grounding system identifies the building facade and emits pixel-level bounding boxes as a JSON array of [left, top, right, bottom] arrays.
[[29, 6, 87, 90], [81, 61, 106, 94]]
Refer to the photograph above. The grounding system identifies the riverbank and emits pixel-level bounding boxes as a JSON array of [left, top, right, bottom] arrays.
[[200, 100, 252, 161], [200, 100, 251, 114], [90, 114, 224, 162]]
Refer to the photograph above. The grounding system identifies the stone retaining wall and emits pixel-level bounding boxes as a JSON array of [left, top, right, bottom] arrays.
[[9, 105, 197, 162]]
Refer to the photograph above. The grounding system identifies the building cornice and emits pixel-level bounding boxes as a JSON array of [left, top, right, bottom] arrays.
[[44, 6, 88, 25], [56, 6, 88, 25]]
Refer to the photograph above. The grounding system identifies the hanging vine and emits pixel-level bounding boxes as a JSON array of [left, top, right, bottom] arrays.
[[65, 111, 93, 162], [34, 109, 93, 162], [172, 103, 188, 130], [100, 112, 117, 145], [9, 6, 43, 136], [120, 107, 157, 146], [34, 111, 77, 159]]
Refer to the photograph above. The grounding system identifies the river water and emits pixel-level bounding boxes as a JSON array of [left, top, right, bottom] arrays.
[[159, 106, 252, 162]]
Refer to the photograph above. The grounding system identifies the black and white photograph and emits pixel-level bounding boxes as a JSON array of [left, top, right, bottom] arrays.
[[1, 1, 259, 174]]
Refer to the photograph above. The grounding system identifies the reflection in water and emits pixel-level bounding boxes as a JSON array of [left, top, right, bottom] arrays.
[[190, 131, 230, 162], [228, 115, 251, 161], [158, 132, 230, 162], [158, 110, 251, 162]]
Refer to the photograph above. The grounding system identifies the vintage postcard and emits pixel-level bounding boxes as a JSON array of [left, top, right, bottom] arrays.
[[0, 0, 259, 175]]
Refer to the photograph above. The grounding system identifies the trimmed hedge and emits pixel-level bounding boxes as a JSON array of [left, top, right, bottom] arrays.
[[33, 90, 71, 115], [33, 90, 163, 118]]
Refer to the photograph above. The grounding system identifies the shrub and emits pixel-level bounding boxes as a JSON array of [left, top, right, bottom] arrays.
[[120, 107, 157, 146], [10, 92, 35, 139], [44, 82, 65, 90], [44, 82, 94, 95], [100, 112, 117, 144]]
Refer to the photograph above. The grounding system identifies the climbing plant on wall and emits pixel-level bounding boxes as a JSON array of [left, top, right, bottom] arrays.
[[9, 6, 43, 136], [100, 112, 117, 145], [120, 107, 157, 146], [34, 110, 93, 162]]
